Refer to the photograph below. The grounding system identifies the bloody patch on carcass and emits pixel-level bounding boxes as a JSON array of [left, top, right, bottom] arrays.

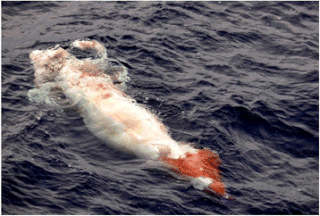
[[160, 149, 226, 197]]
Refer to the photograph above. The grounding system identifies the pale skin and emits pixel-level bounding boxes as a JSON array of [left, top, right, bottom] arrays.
[[29, 40, 229, 198]]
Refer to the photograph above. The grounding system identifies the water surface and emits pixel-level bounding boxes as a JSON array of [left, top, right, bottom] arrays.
[[2, 1, 319, 214]]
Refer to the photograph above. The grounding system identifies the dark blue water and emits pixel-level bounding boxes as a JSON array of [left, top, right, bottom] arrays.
[[2, 1, 319, 214]]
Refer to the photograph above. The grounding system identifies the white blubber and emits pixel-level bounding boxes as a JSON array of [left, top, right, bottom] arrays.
[[28, 39, 228, 198]]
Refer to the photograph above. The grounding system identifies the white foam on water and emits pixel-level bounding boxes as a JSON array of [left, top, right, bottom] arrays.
[[28, 82, 60, 106]]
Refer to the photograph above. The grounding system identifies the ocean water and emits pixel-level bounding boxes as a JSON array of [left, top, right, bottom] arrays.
[[2, 1, 319, 214]]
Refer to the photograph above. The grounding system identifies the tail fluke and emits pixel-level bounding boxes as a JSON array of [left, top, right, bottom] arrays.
[[160, 148, 228, 197]]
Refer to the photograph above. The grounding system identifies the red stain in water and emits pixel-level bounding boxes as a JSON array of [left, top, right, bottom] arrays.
[[160, 149, 226, 197]]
